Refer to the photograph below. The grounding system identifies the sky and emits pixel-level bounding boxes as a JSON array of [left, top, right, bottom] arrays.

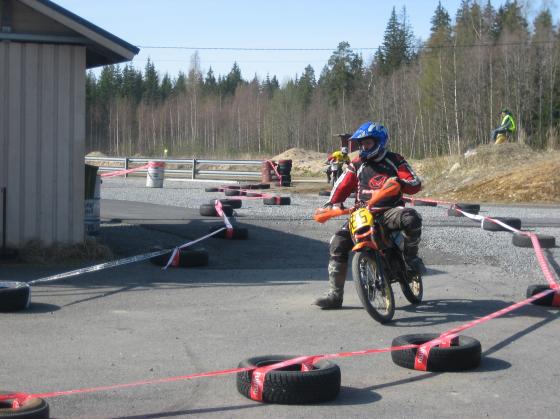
[[53, 0, 557, 83]]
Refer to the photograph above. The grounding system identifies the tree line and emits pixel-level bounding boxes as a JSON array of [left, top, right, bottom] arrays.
[[86, 0, 560, 159]]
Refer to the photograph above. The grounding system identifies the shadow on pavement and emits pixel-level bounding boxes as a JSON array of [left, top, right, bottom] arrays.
[[392, 298, 556, 328], [111, 402, 261, 419]]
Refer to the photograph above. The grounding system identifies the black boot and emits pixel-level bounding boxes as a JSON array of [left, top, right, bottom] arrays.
[[405, 255, 427, 275], [313, 292, 343, 309]]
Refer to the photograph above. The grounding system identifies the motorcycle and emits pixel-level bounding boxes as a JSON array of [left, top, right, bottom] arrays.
[[314, 178, 423, 324], [325, 161, 343, 186], [330, 162, 343, 186]]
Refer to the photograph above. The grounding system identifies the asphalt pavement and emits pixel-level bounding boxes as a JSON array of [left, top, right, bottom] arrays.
[[1, 179, 559, 419]]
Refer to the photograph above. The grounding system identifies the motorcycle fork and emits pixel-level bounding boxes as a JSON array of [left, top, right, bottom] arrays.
[[370, 251, 390, 293]]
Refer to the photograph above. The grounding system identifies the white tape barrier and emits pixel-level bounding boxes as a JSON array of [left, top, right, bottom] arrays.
[[162, 227, 226, 270], [27, 248, 173, 286], [454, 208, 521, 233], [162, 198, 233, 269], [29, 228, 228, 285]]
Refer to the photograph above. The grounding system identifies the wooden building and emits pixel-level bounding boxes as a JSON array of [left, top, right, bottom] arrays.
[[0, 0, 138, 247]]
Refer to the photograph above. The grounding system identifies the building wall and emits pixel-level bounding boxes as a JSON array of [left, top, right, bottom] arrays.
[[0, 42, 85, 246]]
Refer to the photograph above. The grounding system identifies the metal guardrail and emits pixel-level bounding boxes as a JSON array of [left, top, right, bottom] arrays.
[[85, 156, 263, 180]]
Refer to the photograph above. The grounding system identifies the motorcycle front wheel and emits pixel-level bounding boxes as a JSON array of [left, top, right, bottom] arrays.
[[352, 251, 395, 324]]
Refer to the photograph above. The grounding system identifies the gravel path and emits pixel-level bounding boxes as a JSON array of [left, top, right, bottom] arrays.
[[101, 177, 560, 287]]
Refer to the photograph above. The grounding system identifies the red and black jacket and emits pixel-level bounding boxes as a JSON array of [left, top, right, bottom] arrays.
[[329, 151, 421, 207]]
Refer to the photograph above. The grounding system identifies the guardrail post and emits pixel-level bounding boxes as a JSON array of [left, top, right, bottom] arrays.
[[1, 187, 6, 253], [124, 158, 129, 178], [192, 159, 197, 180]]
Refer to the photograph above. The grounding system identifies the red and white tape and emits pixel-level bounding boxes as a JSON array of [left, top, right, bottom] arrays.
[[266, 160, 283, 186], [100, 164, 150, 178]]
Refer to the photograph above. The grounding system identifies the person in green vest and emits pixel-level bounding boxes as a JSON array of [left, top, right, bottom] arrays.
[[492, 108, 516, 144]]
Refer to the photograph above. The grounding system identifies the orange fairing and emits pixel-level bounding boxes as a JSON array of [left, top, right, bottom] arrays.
[[367, 177, 402, 207], [313, 207, 351, 224], [352, 241, 378, 252]]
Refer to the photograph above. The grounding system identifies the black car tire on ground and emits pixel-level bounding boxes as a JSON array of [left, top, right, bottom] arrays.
[[263, 196, 291, 205], [204, 187, 220, 192], [209, 199, 242, 209], [199, 204, 234, 217], [482, 217, 522, 231], [0, 282, 31, 312], [149, 247, 209, 267], [526, 284, 558, 306], [448, 206, 479, 217], [224, 189, 241, 196], [318, 191, 331, 197], [411, 200, 437, 207], [236, 355, 341, 404], [512, 233, 555, 248], [391, 333, 481, 372], [456, 203, 481, 212], [0, 391, 49, 418], [209, 225, 249, 240]]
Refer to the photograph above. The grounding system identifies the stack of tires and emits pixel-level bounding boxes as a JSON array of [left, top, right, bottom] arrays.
[[277, 160, 292, 187]]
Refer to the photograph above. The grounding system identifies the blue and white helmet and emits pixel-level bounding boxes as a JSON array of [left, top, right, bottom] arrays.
[[349, 121, 388, 161]]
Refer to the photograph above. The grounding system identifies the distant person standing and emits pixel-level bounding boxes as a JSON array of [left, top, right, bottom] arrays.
[[492, 108, 516, 144]]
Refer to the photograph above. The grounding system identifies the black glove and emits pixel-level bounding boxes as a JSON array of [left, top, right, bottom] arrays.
[[322, 201, 333, 209]]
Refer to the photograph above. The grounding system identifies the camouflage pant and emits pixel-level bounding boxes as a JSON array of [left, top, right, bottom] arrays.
[[326, 207, 422, 296]]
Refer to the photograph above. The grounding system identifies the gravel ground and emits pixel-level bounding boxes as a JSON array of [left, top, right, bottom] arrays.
[[101, 177, 560, 288]]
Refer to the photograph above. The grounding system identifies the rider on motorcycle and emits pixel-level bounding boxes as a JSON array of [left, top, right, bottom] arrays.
[[325, 146, 351, 184], [314, 121, 426, 309]]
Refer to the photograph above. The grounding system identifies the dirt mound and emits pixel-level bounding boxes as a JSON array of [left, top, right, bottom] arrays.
[[86, 151, 107, 157], [272, 148, 329, 175], [436, 158, 560, 203], [413, 143, 560, 203], [272, 147, 360, 176]]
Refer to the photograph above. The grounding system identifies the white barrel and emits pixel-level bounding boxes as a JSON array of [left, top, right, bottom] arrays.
[[84, 175, 101, 236], [146, 161, 165, 188]]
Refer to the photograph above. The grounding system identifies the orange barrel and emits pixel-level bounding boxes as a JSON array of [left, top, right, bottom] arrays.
[[261, 161, 273, 183]]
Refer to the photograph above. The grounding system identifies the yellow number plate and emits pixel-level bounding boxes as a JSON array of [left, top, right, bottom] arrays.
[[349, 208, 373, 235]]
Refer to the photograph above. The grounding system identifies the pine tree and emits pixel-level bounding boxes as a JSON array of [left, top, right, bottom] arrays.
[[160, 73, 173, 100], [319, 41, 363, 106], [121, 65, 143, 103], [262, 74, 279, 98], [174, 71, 187, 95], [431, 1, 451, 34], [494, 0, 528, 38], [203, 67, 217, 96], [298, 65, 316, 109], [143, 58, 160, 104], [376, 7, 416, 74], [222, 62, 243, 96]]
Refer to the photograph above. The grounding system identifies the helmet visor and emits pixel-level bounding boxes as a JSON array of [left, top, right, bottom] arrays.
[[358, 138, 377, 150]]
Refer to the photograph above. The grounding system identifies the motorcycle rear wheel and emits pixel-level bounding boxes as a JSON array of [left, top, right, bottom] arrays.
[[400, 271, 423, 304], [352, 251, 395, 324]]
